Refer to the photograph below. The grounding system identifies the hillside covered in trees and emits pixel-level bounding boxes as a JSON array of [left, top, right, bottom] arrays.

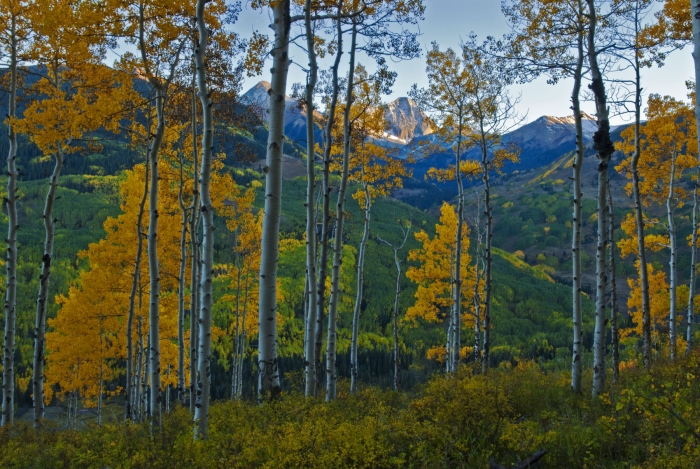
[[2, 0, 700, 467]]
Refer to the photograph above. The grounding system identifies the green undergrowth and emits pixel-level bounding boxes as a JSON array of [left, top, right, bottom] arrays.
[[3, 355, 700, 468]]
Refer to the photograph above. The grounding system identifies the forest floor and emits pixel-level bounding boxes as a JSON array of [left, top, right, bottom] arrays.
[[2, 354, 699, 468]]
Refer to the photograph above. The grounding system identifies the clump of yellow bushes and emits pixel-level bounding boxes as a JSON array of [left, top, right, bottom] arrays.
[[2, 356, 699, 468]]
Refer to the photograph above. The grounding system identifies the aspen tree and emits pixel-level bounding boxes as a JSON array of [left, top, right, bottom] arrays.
[[314, 8, 344, 398], [189, 73, 200, 412], [618, 95, 696, 360], [343, 68, 409, 393], [177, 147, 187, 406], [645, 0, 700, 355], [326, 0, 423, 385], [585, 0, 615, 395], [692, 3, 700, 354], [460, 35, 519, 373], [688, 169, 699, 355], [193, 0, 217, 437], [607, 182, 619, 383], [0, 0, 28, 427], [19, 0, 131, 425], [124, 0, 192, 424], [409, 43, 478, 373], [499, 0, 588, 391], [406, 203, 475, 364], [608, 0, 661, 372], [302, 0, 320, 399], [126, 142, 149, 421], [326, 14, 358, 401], [377, 221, 411, 391], [223, 195, 261, 399], [257, 0, 292, 400]]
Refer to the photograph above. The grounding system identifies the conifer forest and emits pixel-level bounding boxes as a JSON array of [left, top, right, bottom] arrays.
[[3, 0, 700, 467]]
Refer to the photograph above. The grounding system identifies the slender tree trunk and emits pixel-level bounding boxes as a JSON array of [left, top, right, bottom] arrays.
[[392, 246, 402, 391], [315, 10, 344, 397], [690, 0, 700, 354], [586, 0, 615, 395], [98, 319, 104, 426], [607, 183, 619, 384], [303, 0, 319, 397], [177, 152, 188, 406], [258, 0, 291, 400], [687, 176, 698, 355], [126, 151, 149, 421], [326, 20, 357, 401], [231, 265, 242, 399], [668, 151, 678, 360], [631, 15, 652, 372], [2, 18, 19, 427], [135, 317, 143, 422], [350, 184, 371, 393], [570, 9, 585, 393], [592, 159, 609, 395], [189, 71, 201, 413], [194, 0, 215, 434], [33, 144, 64, 427], [143, 333, 150, 418], [147, 87, 168, 426], [480, 124, 493, 374], [452, 118, 465, 372], [237, 276, 251, 398]]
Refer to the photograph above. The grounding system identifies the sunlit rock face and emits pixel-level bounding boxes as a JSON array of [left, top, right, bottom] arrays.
[[383, 97, 433, 144]]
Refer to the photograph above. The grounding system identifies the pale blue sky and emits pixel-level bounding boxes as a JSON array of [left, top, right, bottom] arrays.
[[238, 0, 694, 126]]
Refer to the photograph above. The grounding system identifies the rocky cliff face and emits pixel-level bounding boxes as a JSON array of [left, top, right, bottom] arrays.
[[383, 97, 432, 143], [241, 81, 321, 147]]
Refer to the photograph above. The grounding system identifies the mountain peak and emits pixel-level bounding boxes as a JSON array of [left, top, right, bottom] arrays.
[[541, 113, 596, 126], [384, 97, 432, 142]]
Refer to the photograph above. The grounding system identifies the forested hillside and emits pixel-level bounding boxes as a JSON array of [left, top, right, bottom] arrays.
[[2, 0, 700, 467]]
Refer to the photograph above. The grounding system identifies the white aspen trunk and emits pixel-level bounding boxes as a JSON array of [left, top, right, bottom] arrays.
[[2, 17, 18, 427], [480, 123, 493, 374], [592, 161, 609, 395], [326, 20, 357, 401], [231, 265, 242, 399], [473, 278, 481, 361], [631, 6, 652, 372], [147, 87, 167, 426], [472, 193, 483, 361], [72, 388, 78, 430], [315, 11, 344, 397], [143, 330, 150, 419], [570, 6, 585, 392], [452, 117, 465, 372], [586, 0, 615, 395], [98, 370, 102, 426], [350, 183, 371, 393], [303, 0, 319, 397], [177, 152, 187, 406], [667, 151, 678, 360], [237, 273, 251, 398], [135, 317, 143, 422], [33, 143, 64, 428], [690, 0, 700, 355], [98, 320, 103, 426], [687, 177, 698, 355], [194, 0, 215, 434], [392, 247, 401, 391], [189, 71, 200, 413], [258, 0, 291, 400], [165, 366, 170, 413], [126, 151, 149, 421], [607, 183, 619, 384]]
